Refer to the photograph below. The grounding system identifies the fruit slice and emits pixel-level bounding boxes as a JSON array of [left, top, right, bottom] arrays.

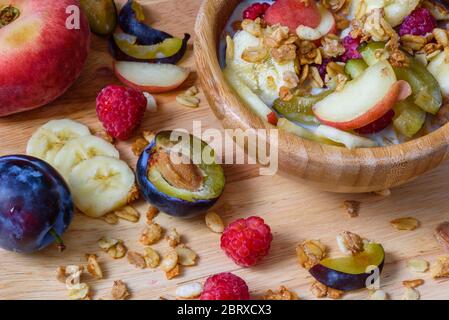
[[277, 118, 338, 146], [264, 0, 322, 32], [273, 91, 332, 125], [80, 0, 117, 36], [428, 49, 449, 97], [118, 0, 172, 45], [344, 59, 368, 79], [223, 66, 274, 121], [359, 41, 387, 66], [26, 119, 91, 165], [54, 135, 120, 180], [315, 125, 378, 149], [309, 243, 385, 291], [69, 156, 135, 218], [313, 61, 412, 131], [296, 4, 336, 41], [114, 61, 190, 93], [393, 100, 426, 138]]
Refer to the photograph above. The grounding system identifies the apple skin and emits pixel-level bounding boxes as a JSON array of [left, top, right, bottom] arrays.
[[0, 0, 90, 117], [315, 80, 412, 131], [265, 0, 322, 32]]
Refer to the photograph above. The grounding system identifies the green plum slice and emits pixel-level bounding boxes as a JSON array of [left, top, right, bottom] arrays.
[[393, 100, 426, 138], [309, 243, 385, 291], [273, 91, 332, 125], [359, 42, 387, 66], [80, 0, 117, 36], [344, 59, 368, 79]]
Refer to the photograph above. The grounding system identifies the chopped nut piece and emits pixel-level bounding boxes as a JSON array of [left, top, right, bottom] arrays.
[[107, 242, 127, 259], [98, 237, 119, 251], [263, 286, 299, 300], [310, 281, 327, 298], [369, 290, 388, 300], [176, 282, 203, 299], [140, 223, 163, 245], [271, 44, 296, 63], [175, 245, 198, 266], [343, 200, 360, 218], [403, 279, 424, 289], [56, 266, 67, 283], [100, 212, 119, 225], [85, 254, 103, 279], [144, 247, 160, 268], [337, 231, 364, 255], [56, 265, 84, 283], [176, 94, 200, 108], [68, 283, 90, 300], [296, 240, 326, 269], [205, 211, 225, 233], [127, 251, 147, 269], [146, 206, 159, 223], [166, 228, 181, 247], [241, 18, 263, 37], [114, 206, 140, 223], [112, 280, 130, 300], [407, 259, 429, 273], [127, 185, 140, 203], [435, 222, 449, 252], [161, 250, 179, 272], [431, 256, 449, 279], [390, 217, 420, 231], [166, 264, 181, 280], [131, 137, 149, 156], [402, 288, 420, 300]]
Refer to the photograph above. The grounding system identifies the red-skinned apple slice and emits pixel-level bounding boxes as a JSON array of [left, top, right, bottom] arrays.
[[296, 5, 336, 41], [265, 0, 322, 32], [113, 61, 190, 93], [313, 61, 412, 131]]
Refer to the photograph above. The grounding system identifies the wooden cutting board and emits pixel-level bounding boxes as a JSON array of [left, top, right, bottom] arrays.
[[0, 0, 448, 300]]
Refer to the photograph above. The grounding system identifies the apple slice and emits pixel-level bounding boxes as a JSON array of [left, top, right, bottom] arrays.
[[296, 5, 336, 41], [315, 125, 378, 149], [427, 49, 449, 97], [113, 61, 190, 93], [313, 61, 412, 131], [265, 0, 322, 32]]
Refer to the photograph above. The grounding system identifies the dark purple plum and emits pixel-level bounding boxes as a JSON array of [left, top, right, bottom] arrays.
[[0, 155, 73, 253]]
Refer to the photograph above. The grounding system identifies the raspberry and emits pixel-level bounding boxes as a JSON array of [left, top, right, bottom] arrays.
[[243, 2, 271, 20], [96, 85, 147, 140], [200, 273, 250, 300], [341, 36, 362, 62], [355, 109, 395, 135], [220, 216, 273, 267], [399, 8, 437, 36]]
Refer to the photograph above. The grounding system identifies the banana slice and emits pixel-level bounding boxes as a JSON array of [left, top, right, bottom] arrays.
[[54, 136, 120, 180], [69, 156, 135, 218], [26, 119, 91, 165]]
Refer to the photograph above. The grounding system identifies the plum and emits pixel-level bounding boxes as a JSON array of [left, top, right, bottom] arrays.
[[80, 0, 117, 36], [0, 155, 73, 253], [136, 131, 225, 218], [309, 243, 385, 291]]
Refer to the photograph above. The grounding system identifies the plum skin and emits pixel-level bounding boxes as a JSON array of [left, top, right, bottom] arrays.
[[136, 140, 220, 218], [309, 261, 384, 291], [0, 155, 73, 253]]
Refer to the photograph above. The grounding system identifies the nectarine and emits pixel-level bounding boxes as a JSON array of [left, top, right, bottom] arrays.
[[0, 0, 90, 117]]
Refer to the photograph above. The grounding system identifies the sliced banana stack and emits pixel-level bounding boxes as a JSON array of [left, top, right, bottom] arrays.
[[26, 119, 136, 218]]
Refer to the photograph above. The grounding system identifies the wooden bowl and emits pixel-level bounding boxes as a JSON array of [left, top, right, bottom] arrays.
[[194, 0, 449, 193]]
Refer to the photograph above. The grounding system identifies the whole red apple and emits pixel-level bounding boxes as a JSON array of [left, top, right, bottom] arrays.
[[0, 0, 90, 117]]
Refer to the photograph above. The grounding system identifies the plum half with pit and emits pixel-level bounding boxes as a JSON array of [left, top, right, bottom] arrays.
[[0, 155, 73, 253], [136, 131, 225, 218], [309, 243, 385, 291]]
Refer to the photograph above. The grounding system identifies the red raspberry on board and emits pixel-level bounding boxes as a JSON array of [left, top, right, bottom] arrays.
[[96, 85, 147, 140], [341, 36, 362, 62], [243, 2, 271, 20], [399, 8, 437, 36], [355, 109, 395, 135], [200, 272, 250, 300], [220, 216, 273, 267]]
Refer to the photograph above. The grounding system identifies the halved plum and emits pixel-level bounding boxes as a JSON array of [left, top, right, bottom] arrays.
[[80, 0, 117, 36], [309, 243, 385, 291], [136, 131, 225, 218]]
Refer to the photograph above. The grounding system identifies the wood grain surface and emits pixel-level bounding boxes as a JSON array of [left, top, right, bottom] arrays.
[[0, 0, 448, 300]]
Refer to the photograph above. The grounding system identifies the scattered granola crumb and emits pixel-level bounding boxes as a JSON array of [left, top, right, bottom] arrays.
[[403, 279, 424, 289], [407, 259, 429, 273], [402, 287, 420, 300], [310, 281, 328, 298], [114, 206, 140, 223], [336, 231, 365, 255], [369, 289, 388, 300], [127, 185, 140, 203], [431, 256, 449, 279], [166, 264, 181, 280], [176, 94, 200, 108], [144, 247, 160, 268], [85, 254, 103, 279], [390, 217, 420, 231], [108, 242, 127, 259], [112, 280, 130, 300], [296, 240, 326, 269], [127, 251, 147, 269], [205, 211, 225, 233], [146, 206, 159, 223], [343, 200, 360, 217], [327, 287, 344, 300], [263, 286, 299, 300], [166, 228, 181, 248], [100, 212, 119, 225], [435, 222, 449, 252], [175, 245, 198, 266], [68, 283, 90, 300], [140, 223, 163, 245], [161, 250, 179, 272], [131, 137, 149, 156], [176, 282, 203, 299]]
